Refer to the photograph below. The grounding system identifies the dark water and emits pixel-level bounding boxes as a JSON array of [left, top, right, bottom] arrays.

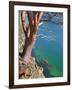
[[32, 21, 63, 77]]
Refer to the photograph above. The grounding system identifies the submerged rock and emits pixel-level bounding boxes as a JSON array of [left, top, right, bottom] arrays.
[[19, 57, 45, 79]]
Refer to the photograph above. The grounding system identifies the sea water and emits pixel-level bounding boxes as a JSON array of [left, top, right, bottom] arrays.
[[32, 21, 63, 77]]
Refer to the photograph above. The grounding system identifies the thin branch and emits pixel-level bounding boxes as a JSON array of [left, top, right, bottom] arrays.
[[33, 12, 38, 33], [27, 11, 34, 37], [21, 11, 27, 37], [37, 12, 43, 24]]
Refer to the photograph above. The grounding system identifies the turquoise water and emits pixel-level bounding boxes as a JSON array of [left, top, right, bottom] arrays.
[[32, 21, 63, 77]]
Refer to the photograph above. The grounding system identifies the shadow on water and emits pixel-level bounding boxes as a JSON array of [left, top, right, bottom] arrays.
[[32, 50, 54, 78], [36, 59, 54, 78]]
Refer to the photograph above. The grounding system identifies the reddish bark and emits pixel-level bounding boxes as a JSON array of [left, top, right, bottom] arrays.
[[21, 11, 43, 64]]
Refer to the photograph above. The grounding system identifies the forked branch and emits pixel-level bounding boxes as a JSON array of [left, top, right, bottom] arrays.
[[21, 11, 43, 39]]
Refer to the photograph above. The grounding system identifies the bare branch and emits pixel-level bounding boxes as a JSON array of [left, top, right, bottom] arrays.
[[26, 11, 43, 38], [21, 11, 27, 37], [37, 12, 43, 24], [33, 12, 38, 33], [26, 11, 33, 29], [33, 12, 43, 33], [27, 11, 34, 37]]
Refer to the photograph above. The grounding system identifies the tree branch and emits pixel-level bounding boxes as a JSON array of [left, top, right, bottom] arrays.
[[26, 11, 43, 39], [37, 12, 43, 23], [27, 11, 34, 37], [33, 12, 43, 34], [21, 11, 27, 37]]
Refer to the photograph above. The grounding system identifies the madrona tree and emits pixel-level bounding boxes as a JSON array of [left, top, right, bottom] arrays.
[[20, 11, 43, 64]]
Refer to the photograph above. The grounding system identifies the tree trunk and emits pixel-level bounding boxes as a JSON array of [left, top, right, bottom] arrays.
[[22, 35, 36, 63]]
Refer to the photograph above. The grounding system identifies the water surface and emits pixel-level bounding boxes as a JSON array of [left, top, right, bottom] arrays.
[[32, 21, 63, 77]]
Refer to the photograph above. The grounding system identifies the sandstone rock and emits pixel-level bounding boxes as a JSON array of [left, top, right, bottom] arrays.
[[19, 57, 45, 79]]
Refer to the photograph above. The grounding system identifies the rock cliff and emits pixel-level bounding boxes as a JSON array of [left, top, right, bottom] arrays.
[[19, 57, 45, 79]]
